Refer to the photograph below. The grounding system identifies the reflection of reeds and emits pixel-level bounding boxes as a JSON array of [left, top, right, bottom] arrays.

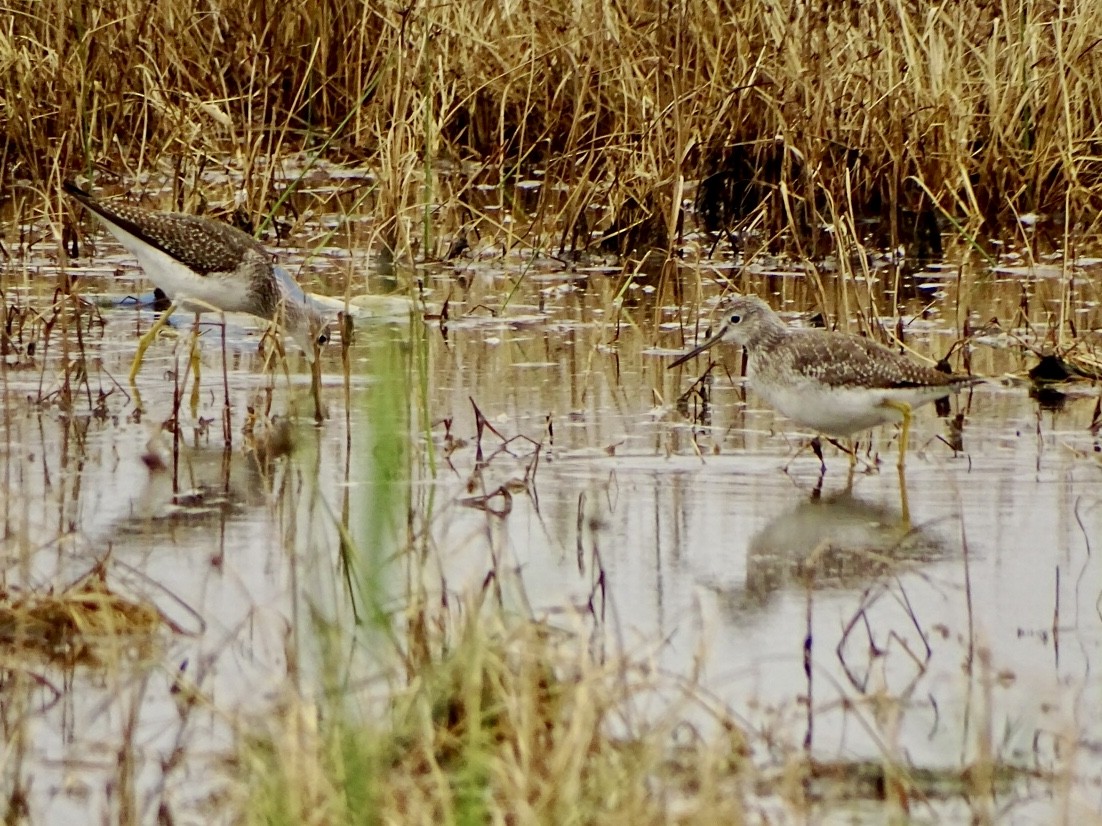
[[9, 1, 1102, 257]]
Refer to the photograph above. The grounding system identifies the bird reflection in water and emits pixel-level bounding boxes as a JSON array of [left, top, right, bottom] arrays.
[[714, 489, 950, 616]]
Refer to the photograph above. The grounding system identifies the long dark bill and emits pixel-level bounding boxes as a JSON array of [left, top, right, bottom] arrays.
[[667, 328, 726, 369]]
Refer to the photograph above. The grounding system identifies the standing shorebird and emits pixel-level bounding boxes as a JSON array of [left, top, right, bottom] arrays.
[[64, 181, 330, 383], [669, 295, 979, 470]]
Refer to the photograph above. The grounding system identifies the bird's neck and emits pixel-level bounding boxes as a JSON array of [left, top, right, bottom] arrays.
[[749, 317, 791, 354]]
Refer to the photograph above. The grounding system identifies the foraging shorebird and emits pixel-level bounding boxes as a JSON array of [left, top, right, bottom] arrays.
[[669, 295, 979, 470], [64, 180, 329, 382]]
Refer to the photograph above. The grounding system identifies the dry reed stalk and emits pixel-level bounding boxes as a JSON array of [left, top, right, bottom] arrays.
[[3, 0, 1102, 265]]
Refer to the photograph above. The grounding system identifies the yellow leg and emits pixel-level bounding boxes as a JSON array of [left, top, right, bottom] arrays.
[[844, 451, 857, 493], [897, 463, 911, 525], [189, 314, 202, 417], [129, 302, 178, 383], [881, 399, 914, 471]]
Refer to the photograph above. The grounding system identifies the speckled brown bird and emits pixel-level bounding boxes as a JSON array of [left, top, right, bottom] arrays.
[[64, 181, 329, 381], [669, 294, 980, 468]]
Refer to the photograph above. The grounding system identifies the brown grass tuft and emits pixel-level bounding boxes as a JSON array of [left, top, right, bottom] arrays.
[[0, 565, 163, 667]]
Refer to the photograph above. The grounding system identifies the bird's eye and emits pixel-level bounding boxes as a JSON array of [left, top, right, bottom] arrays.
[[316, 332, 330, 346], [730, 314, 742, 324]]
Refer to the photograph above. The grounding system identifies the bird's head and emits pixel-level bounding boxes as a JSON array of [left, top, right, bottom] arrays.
[[668, 295, 777, 368], [270, 265, 331, 362], [282, 299, 331, 363]]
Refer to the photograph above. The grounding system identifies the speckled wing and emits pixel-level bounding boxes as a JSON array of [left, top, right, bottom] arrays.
[[780, 330, 963, 390], [63, 181, 266, 276]]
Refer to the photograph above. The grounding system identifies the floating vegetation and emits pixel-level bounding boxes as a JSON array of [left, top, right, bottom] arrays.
[[0, 566, 163, 667], [1028, 351, 1102, 384]]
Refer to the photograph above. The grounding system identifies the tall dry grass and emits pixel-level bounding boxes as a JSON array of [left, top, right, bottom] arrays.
[[4, 0, 1102, 257]]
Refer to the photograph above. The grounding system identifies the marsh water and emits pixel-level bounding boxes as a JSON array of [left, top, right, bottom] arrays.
[[4, 180, 1102, 823]]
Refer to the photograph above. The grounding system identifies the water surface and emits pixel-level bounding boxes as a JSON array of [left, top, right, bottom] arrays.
[[2, 193, 1101, 823]]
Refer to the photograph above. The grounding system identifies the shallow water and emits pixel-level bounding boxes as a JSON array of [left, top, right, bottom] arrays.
[[3, 199, 1102, 823]]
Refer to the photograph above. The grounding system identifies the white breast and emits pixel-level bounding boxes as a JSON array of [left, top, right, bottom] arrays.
[[750, 373, 960, 437]]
